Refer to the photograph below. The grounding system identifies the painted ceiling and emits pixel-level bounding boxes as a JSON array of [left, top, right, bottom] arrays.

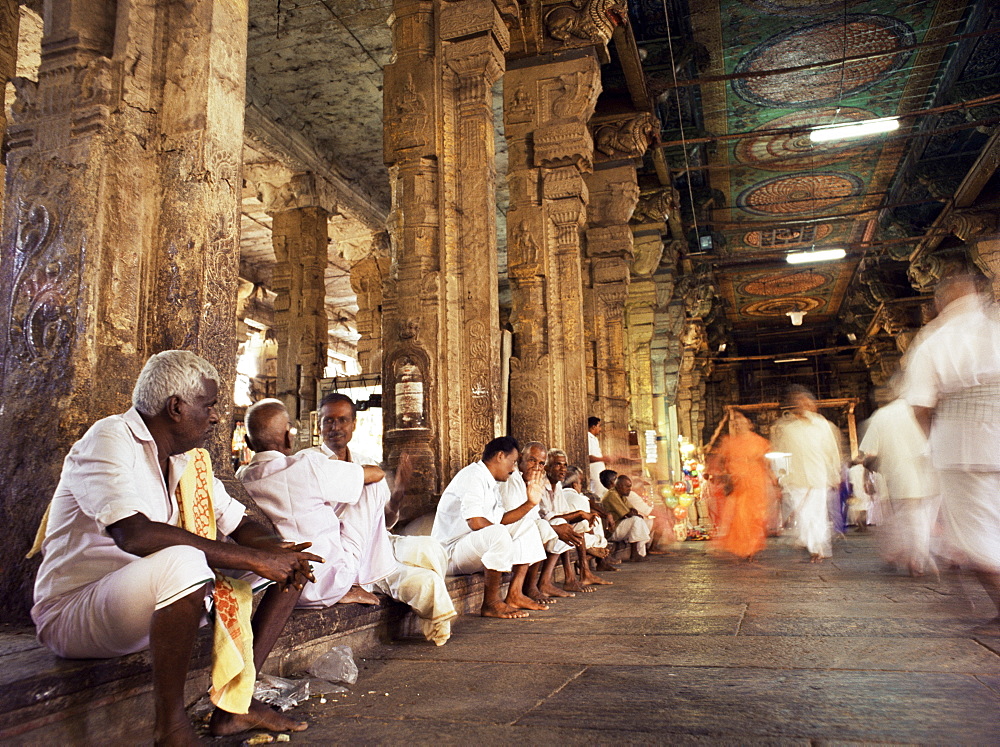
[[629, 0, 997, 355]]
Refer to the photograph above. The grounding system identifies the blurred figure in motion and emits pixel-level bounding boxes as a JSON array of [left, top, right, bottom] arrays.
[[904, 274, 1000, 630], [847, 456, 871, 533], [858, 380, 938, 577], [716, 409, 772, 562], [772, 386, 841, 563]]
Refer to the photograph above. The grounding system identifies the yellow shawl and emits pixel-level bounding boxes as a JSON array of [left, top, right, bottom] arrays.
[[175, 448, 255, 715]]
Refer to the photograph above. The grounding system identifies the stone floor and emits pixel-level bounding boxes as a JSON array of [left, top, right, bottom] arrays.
[[219, 533, 1000, 745]]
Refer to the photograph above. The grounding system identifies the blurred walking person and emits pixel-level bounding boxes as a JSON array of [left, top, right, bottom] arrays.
[[717, 409, 772, 562], [858, 382, 938, 577], [904, 274, 1000, 630], [771, 386, 841, 562]]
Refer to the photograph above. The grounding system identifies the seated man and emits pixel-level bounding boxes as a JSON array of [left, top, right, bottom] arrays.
[[310, 393, 457, 645], [544, 449, 610, 589], [31, 351, 320, 745], [499, 441, 578, 602], [602, 473, 652, 562], [432, 436, 547, 618], [559, 465, 617, 572], [237, 399, 393, 610]]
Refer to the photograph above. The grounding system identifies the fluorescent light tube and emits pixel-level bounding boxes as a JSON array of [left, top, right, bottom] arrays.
[[773, 357, 808, 363], [786, 248, 846, 264], [810, 117, 899, 143]]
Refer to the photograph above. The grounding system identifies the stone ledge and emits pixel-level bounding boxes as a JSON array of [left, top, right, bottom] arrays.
[[0, 573, 489, 744]]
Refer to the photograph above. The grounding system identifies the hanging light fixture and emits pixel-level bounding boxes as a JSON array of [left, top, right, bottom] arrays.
[[786, 248, 846, 264], [787, 310, 806, 326], [809, 117, 899, 143]]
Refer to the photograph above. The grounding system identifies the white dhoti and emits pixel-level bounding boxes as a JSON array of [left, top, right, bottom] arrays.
[[536, 518, 573, 555], [374, 535, 457, 646], [610, 515, 651, 555], [788, 486, 832, 558], [33, 545, 213, 659], [572, 517, 608, 549], [882, 496, 939, 574], [446, 515, 544, 575], [937, 470, 1000, 573], [336, 481, 397, 588]]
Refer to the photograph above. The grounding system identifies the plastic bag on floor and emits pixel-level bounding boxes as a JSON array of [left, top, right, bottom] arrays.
[[254, 673, 311, 711], [307, 645, 358, 685]]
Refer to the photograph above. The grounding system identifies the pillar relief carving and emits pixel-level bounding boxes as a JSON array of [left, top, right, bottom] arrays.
[[584, 164, 638, 469], [383, 0, 507, 519], [592, 113, 658, 161], [0, 0, 248, 621], [505, 51, 600, 466], [949, 208, 1000, 299], [350, 248, 390, 374]]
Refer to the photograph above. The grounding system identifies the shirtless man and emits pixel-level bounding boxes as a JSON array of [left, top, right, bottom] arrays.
[[31, 351, 318, 745], [432, 437, 548, 618]]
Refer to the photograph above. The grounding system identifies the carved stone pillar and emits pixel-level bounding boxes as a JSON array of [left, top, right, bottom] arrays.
[[0, 0, 19, 213], [584, 163, 640, 470], [0, 0, 248, 621], [505, 51, 601, 467], [269, 190, 330, 423], [350, 251, 390, 374], [626, 275, 656, 465], [382, 0, 507, 520]]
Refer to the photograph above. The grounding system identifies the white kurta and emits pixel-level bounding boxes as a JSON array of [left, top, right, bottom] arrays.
[[433, 461, 544, 574], [556, 487, 608, 549], [904, 293, 1000, 571], [32, 408, 246, 658], [859, 398, 938, 573], [588, 431, 606, 493], [772, 411, 840, 558], [238, 449, 382, 607], [314, 444, 456, 643], [499, 471, 572, 555]]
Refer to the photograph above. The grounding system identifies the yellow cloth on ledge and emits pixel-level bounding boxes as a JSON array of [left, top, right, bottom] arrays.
[[176, 448, 255, 715], [26, 502, 51, 559]]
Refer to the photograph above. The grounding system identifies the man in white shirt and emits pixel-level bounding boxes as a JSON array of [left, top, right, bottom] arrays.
[[311, 393, 458, 645], [432, 437, 548, 618], [771, 386, 841, 562], [904, 274, 1000, 628], [499, 441, 578, 602], [588, 417, 606, 493], [31, 351, 319, 744], [545, 449, 611, 589], [237, 399, 390, 608]]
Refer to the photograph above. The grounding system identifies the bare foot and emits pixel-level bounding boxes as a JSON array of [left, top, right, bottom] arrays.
[[595, 559, 620, 572], [210, 700, 308, 737], [506, 591, 549, 610], [581, 573, 613, 586], [809, 554, 824, 564], [337, 585, 380, 605], [481, 600, 529, 618], [587, 547, 610, 559], [539, 582, 574, 598], [527, 590, 556, 604], [564, 580, 596, 593], [628, 553, 649, 563]]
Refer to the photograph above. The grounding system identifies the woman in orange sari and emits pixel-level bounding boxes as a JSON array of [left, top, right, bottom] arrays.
[[718, 409, 772, 561]]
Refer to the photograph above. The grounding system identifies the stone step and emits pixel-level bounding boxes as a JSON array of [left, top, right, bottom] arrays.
[[0, 573, 488, 745]]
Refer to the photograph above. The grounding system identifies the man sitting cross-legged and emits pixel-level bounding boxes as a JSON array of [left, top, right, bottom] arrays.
[[310, 392, 458, 645], [30, 351, 320, 746], [560, 466, 618, 573], [237, 399, 395, 612], [499, 441, 578, 603], [602, 473, 653, 562], [543, 450, 611, 589], [432, 436, 548, 618]]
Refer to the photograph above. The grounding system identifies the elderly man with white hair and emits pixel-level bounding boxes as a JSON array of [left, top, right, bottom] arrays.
[[30, 351, 321, 745]]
